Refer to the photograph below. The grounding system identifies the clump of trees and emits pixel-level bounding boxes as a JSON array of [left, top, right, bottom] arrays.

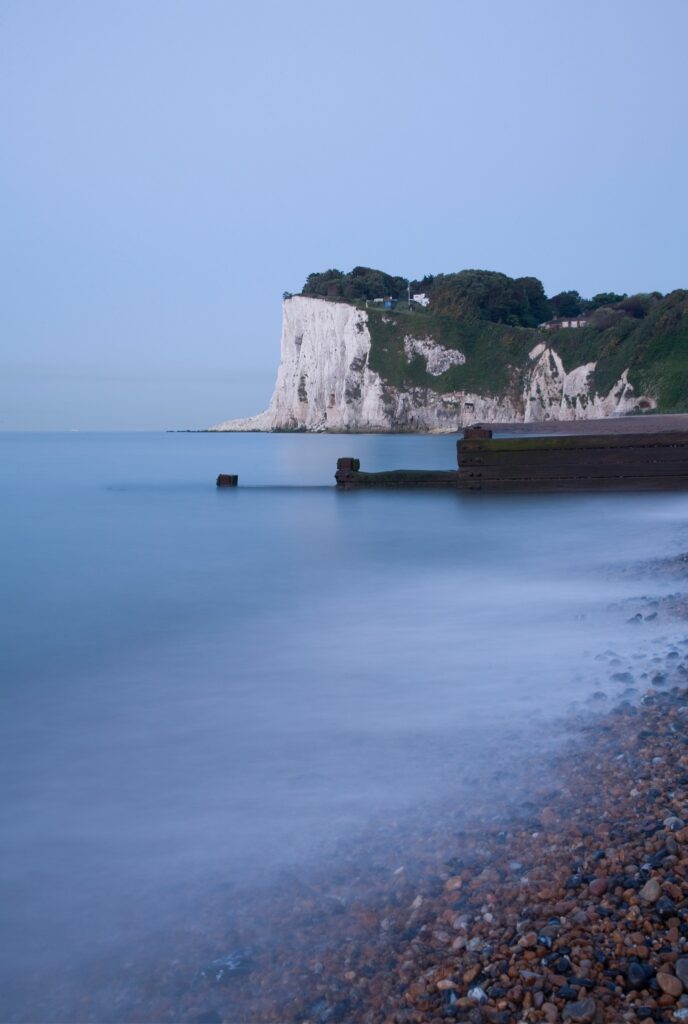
[[302, 267, 551, 327], [418, 270, 551, 328], [303, 266, 408, 301], [549, 290, 631, 317], [300, 268, 665, 328], [584, 293, 664, 327]]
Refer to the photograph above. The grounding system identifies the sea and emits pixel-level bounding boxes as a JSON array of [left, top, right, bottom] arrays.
[[2, 430, 688, 1020]]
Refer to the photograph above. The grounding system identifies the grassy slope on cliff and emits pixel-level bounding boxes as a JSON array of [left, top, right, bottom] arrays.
[[366, 307, 536, 398], [553, 290, 688, 410], [365, 291, 688, 409]]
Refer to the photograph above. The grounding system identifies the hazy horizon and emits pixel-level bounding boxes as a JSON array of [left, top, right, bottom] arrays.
[[2, 0, 687, 430]]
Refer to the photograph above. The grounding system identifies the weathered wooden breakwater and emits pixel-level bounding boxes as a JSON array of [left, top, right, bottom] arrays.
[[334, 458, 459, 489], [335, 427, 688, 492]]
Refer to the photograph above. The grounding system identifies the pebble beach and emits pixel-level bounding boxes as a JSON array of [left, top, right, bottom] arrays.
[[33, 564, 688, 1024], [183, 698, 688, 1023]]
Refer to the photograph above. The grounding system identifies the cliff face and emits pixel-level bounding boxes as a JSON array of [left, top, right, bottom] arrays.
[[211, 296, 654, 432]]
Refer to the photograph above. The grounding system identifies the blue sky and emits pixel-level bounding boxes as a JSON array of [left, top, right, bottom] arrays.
[[2, 0, 687, 429]]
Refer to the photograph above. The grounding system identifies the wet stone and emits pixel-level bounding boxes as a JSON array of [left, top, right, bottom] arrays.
[[562, 996, 597, 1022], [628, 962, 655, 989], [588, 876, 608, 897], [558, 985, 579, 1000], [657, 896, 678, 917], [640, 878, 662, 903], [658, 971, 684, 998], [676, 959, 688, 989], [467, 985, 487, 1003]]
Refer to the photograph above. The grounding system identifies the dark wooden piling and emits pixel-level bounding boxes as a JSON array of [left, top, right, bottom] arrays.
[[335, 457, 457, 489], [457, 429, 688, 491], [216, 474, 239, 487]]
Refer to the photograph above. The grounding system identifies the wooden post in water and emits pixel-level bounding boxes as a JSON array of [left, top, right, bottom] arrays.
[[216, 474, 239, 487]]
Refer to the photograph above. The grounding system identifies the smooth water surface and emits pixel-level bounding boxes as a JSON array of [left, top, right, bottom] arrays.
[[2, 432, 688, 1014]]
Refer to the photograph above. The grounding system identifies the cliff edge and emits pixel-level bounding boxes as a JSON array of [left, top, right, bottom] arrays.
[[210, 295, 654, 432]]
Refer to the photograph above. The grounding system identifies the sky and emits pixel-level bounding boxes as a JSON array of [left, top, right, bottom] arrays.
[[1, 0, 687, 430]]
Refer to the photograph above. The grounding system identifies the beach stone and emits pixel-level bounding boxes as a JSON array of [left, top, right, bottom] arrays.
[[464, 965, 482, 985], [658, 971, 683, 998], [562, 997, 596, 1022], [627, 961, 652, 989], [657, 895, 677, 917], [557, 985, 578, 1000], [676, 959, 688, 988], [589, 876, 608, 897], [639, 878, 661, 903], [467, 985, 487, 1003]]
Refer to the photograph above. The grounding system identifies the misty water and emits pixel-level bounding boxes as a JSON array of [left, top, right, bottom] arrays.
[[2, 431, 688, 1019]]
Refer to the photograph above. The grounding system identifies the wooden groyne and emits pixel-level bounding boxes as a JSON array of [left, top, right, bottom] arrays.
[[459, 428, 688, 491], [335, 458, 458, 489], [335, 427, 688, 492]]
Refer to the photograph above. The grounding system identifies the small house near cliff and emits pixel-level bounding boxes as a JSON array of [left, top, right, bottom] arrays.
[[540, 315, 589, 330]]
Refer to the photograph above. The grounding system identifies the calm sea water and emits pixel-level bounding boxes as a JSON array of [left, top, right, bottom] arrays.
[[2, 431, 688, 1016]]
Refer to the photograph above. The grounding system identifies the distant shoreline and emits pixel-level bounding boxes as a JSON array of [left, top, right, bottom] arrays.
[[173, 413, 688, 435]]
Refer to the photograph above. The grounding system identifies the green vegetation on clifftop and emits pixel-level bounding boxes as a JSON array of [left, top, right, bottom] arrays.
[[300, 268, 688, 411]]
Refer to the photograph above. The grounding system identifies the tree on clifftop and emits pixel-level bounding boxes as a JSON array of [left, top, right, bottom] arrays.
[[550, 290, 584, 317], [302, 266, 408, 301], [587, 291, 628, 310], [424, 269, 551, 327]]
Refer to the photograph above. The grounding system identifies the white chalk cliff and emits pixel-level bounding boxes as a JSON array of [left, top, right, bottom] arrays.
[[211, 296, 654, 432]]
